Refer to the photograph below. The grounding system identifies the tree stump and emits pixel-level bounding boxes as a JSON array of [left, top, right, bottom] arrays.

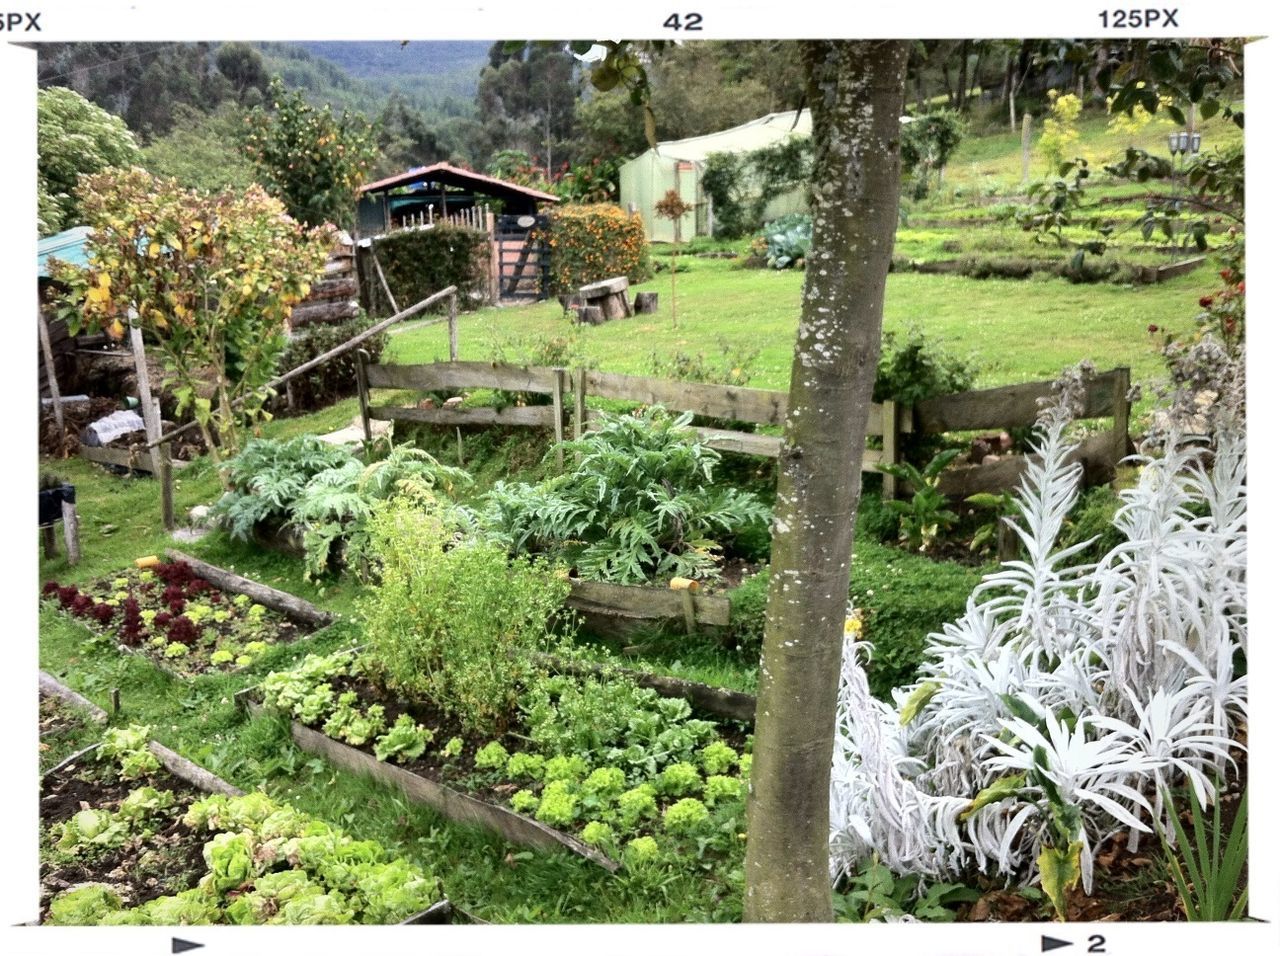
[[558, 293, 584, 315], [579, 276, 632, 321], [575, 305, 605, 326], [633, 292, 659, 314]]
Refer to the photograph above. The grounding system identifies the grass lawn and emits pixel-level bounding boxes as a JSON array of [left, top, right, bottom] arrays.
[[387, 254, 1207, 423]]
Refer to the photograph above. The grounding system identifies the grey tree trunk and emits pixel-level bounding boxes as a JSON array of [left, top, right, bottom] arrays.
[[742, 40, 909, 922]]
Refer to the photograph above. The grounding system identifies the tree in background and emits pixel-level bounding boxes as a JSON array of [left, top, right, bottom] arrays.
[[53, 167, 330, 465], [474, 42, 579, 172], [374, 92, 447, 177], [37, 86, 141, 235], [215, 42, 270, 105], [141, 103, 257, 194], [243, 78, 379, 229]]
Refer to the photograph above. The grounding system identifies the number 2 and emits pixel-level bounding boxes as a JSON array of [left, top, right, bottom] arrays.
[[1088, 935, 1106, 954], [663, 13, 704, 31]]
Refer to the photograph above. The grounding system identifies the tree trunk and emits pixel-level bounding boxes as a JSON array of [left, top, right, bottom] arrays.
[[742, 39, 909, 923], [955, 39, 970, 111]]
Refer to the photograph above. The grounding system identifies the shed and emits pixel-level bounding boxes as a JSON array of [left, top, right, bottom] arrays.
[[355, 162, 560, 239], [619, 110, 814, 242], [39, 226, 93, 277]]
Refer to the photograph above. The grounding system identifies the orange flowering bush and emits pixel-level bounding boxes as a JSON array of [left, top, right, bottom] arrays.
[[541, 204, 651, 292]]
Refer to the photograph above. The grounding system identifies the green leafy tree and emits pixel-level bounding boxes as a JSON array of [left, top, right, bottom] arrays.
[[141, 103, 257, 194], [53, 167, 329, 465], [37, 86, 141, 235], [244, 78, 379, 228]]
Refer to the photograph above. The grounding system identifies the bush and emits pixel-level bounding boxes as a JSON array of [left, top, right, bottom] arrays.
[[369, 224, 489, 311], [480, 407, 771, 585], [542, 204, 651, 293], [358, 500, 570, 735], [874, 325, 978, 467], [727, 540, 981, 696], [273, 312, 388, 413]]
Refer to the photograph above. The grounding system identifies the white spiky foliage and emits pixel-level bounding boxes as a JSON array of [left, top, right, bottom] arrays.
[[830, 359, 1247, 892]]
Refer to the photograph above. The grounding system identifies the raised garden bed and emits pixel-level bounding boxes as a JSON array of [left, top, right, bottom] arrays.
[[38, 688, 451, 926], [242, 651, 755, 876], [41, 552, 333, 679]]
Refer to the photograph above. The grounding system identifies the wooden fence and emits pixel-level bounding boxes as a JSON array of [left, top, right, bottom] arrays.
[[356, 359, 1132, 498]]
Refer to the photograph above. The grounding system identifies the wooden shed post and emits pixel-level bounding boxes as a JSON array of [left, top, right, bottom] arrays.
[[881, 400, 900, 500], [37, 311, 64, 434], [552, 368, 567, 472]]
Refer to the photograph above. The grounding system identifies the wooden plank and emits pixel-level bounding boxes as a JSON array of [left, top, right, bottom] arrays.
[[128, 323, 162, 475], [448, 293, 458, 362], [1112, 367, 1131, 461], [370, 404, 557, 428], [935, 431, 1118, 498], [165, 549, 336, 629], [244, 699, 617, 873], [882, 399, 899, 499], [365, 361, 561, 395], [81, 443, 158, 473], [355, 349, 373, 445], [552, 368, 566, 471], [567, 579, 732, 627], [584, 370, 788, 425], [291, 300, 361, 326], [914, 368, 1129, 434], [692, 427, 782, 458], [149, 741, 243, 797]]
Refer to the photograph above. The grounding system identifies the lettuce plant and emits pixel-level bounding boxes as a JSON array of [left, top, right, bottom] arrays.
[[373, 714, 433, 763]]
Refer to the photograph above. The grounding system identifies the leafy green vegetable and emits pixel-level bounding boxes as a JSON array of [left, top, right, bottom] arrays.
[[46, 883, 123, 925], [373, 714, 433, 763]]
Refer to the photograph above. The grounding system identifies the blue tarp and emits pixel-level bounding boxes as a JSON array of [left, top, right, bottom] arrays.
[[38, 225, 92, 277]]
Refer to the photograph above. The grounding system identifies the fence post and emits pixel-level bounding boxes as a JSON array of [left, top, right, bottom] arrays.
[[486, 210, 499, 306], [158, 442, 174, 532], [355, 348, 373, 449], [448, 293, 458, 362], [881, 400, 900, 500], [552, 368, 567, 472], [1112, 367, 1131, 464]]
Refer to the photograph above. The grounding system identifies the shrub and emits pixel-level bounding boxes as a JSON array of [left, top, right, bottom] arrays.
[[358, 499, 570, 735], [542, 203, 650, 293], [273, 312, 389, 413], [481, 407, 771, 584], [369, 224, 490, 311], [875, 325, 978, 467]]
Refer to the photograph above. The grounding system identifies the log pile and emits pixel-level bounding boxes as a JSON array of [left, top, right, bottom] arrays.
[[290, 233, 361, 330]]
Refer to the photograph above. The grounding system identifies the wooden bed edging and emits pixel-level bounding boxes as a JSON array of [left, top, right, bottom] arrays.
[[242, 698, 619, 874], [165, 549, 336, 629], [39, 670, 108, 722], [566, 579, 731, 627]]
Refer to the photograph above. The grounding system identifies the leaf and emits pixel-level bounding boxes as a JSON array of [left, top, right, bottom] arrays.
[[1166, 104, 1186, 126], [898, 681, 941, 726], [959, 772, 1026, 821], [1038, 841, 1082, 921]]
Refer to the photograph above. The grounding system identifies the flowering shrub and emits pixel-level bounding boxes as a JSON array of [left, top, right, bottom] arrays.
[[541, 203, 651, 293]]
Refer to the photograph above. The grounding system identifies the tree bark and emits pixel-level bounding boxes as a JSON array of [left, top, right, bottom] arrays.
[[742, 40, 909, 923]]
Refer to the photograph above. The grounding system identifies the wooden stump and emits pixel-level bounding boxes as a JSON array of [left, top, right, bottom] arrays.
[[575, 305, 605, 326], [558, 293, 584, 315], [633, 292, 659, 314], [579, 276, 632, 321], [61, 500, 81, 566]]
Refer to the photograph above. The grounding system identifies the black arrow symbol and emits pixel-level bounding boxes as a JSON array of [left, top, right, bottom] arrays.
[[172, 939, 204, 954], [1041, 936, 1072, 953]]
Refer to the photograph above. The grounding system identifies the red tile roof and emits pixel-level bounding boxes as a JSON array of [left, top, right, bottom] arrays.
[[358, 162, 560, 203]]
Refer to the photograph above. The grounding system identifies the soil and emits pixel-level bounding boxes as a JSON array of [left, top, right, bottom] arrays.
[[39, 758, 208, 920]]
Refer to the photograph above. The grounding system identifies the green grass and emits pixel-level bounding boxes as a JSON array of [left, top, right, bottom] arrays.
[[386, 255, 1205, 424]]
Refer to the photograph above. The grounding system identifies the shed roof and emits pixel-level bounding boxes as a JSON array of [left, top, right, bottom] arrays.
[[38, 225, 93, 277], [358, 162, 560, 205]]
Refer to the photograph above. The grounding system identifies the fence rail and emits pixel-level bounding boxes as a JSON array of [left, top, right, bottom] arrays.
[[357, 360, 1132, 499]]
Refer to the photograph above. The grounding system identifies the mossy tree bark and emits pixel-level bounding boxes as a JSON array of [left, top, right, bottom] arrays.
[[743, 40, 909, 922]]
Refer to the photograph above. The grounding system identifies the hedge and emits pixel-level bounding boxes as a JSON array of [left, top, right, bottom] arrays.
[[271, 312, 388, 414], [541, 204, 651, 293], [368, 224, 489, 312]]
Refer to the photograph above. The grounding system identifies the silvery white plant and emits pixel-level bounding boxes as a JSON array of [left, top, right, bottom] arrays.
[[830, 354, 1247, 904]]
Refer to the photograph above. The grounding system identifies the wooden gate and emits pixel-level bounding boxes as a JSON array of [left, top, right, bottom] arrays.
[[495, 214, 549, 302]]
